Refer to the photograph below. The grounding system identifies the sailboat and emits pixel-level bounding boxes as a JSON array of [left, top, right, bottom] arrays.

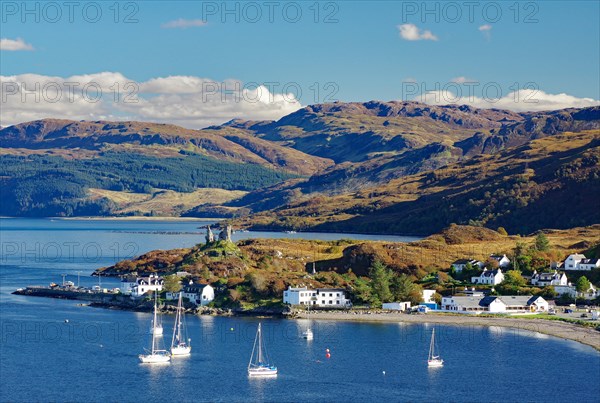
[[427, 328, 444, 368], [301, 302, 314, 340], [139, 292, 170, 364], [170, 292, 191, 356], [248, 323, 277, 377], [149, 291, 163, 335]]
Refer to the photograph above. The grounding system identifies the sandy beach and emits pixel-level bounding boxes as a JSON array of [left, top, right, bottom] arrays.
[[295, 311, 600, 351]]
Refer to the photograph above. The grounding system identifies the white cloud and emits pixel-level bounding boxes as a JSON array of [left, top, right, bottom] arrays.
[[0, 73, 303, 129], [0, 38, 34, 51], [413, 88, 600, 112], [161, 19, 207, 29], [451, 76, 476, 84], [397, 24, 438, 41]]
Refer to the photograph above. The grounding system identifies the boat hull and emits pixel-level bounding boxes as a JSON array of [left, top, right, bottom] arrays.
[[139, 353, 171, 364], [427, 359, 444, 368], [171, 345, 191, 356], [248, 367, 278, 377], [150, 326, 163, 336], [302, 330, 314, 340]]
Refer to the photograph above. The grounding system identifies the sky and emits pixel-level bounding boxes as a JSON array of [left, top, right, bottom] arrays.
[[1, 0, 599, 128]]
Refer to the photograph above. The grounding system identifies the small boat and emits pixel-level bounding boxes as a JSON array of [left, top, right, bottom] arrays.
[[301, 328, 313, 340], [427, 328, 444, 368], [248, 323, 277, 377], [170, 292, 191, 356], [139, 292, 171, 364]]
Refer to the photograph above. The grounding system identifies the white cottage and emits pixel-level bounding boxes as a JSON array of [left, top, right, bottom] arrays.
[[471, 268, 505, 285], [530, 270, 568, 287], [451, 259, 483, 273], [122, 274, 164, 297], [283, 286, 317, 306], [441, 295, 548, 314], [578, 258, 600, 271], [490, 254, 511, 268], [564, 254, 586, 270], [167, 283, 215, 306]]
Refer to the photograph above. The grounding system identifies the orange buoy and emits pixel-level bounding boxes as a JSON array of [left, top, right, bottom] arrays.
[[326, 353, 331, 359]]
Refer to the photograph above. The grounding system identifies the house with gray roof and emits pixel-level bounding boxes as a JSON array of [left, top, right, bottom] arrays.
[[441, 295, 548, 314]]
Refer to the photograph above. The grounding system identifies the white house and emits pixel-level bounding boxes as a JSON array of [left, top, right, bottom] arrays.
[[283, 286, 351, 308], [316, 288, 351, 308], [490, 254, 511, 268], [564, 254, 586, 270], [166, 283, 215, 306], [578, 258, 600, 271], [422, 289, 436, 303], [471, 268, 505, 285], [555, 284, 599, 300], [441, 295, 548, 314], [451, 259, 483, 273], [283, 286, 317, 306], [530, 270, 568, 287], [122, 274, 164, 297]]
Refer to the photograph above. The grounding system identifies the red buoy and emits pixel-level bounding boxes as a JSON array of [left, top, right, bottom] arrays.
[[326, 353, 331, 359]]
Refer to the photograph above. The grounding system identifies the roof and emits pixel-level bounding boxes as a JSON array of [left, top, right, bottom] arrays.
[[497, 295, 541, 307], [183, 284, 211, 293], [446, 296, 489, 309], [580, 258, 600, 265], [568, 254, 586, 259], [480, 269, 501, 277]]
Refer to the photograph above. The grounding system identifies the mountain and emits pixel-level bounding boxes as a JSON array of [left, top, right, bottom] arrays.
[[230, 129, 600, 235], [1, 102, 598, 227]]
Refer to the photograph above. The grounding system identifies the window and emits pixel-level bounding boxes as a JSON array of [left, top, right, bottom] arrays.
[[329, 300, 332, 304], [336, 301, 340, 304]]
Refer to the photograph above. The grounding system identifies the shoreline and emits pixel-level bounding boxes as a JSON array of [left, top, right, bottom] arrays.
[[295, 311, 600, 352]]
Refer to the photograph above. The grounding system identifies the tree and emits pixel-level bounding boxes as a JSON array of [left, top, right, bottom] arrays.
[[369, 260, 393, 305], [534, 233, 550, 252], [576, 276, 591, 294], [163, 274, 182, 293], [502, 270, 526, 287], [391, 274, 423, 305]]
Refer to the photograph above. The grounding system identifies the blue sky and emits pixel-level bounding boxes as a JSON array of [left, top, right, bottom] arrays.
[[1, 1, 599, 127]]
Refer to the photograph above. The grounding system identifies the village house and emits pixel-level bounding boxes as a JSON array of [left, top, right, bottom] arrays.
[[166, 282, 215, 306], [451, 259, 483, 273], [441, 295, 548, 314], [283, 286, 351, 308], [530, 270, 568, 287], [382, 302, 411, 311], [578, 258, 600, 271], [554, 284, 599, 300], [471, 268, 505, 285], [120, 274, 163, 297], [490, 254, 511, 268], [564, 254, 586, 270]]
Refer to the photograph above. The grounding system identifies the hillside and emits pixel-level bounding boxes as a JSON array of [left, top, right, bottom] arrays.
[[230, 130, 600, 235], [1, 103, 598, 226], [93, 225, 600, 307]]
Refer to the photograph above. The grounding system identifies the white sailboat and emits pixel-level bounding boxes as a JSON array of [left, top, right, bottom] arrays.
[[248, 323, 277, 377], [149, 291, 163, 335], [301, 303, 314, 340], [170, 292, 191, 356], [139, 292, 170, 364], [427, 328, 444, 368]]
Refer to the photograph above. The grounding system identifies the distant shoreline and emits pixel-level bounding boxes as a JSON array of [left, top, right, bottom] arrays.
[[0, 216, 223, 221], [295, 311, 600, 352]]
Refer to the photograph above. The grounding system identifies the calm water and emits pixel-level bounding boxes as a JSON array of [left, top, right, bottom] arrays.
[[1, 218, 599, 402]]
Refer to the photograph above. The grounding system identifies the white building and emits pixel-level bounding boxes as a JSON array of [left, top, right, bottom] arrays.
[[564, 254, 586, 270], [490, 254, 511, 268], [471, 268, 505, 285], [451, 259, 483, 273], [283, 286, 317, 306], [422, 289, 436, 303], [283, 286, 351, 308], [121, 274, 164, 297], [579, 258, 600, 271], [555, 284, 599, 300], [441, 295, 548, 314], [530, 270, 568, 287], [382, 302, 411, 311], [167, 283, 214, 306]]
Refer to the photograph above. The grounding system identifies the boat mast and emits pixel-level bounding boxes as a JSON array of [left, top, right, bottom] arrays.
[[152, 291, 158, 353], [429, 328, 435, 359], [257, 323, 263, 364]]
